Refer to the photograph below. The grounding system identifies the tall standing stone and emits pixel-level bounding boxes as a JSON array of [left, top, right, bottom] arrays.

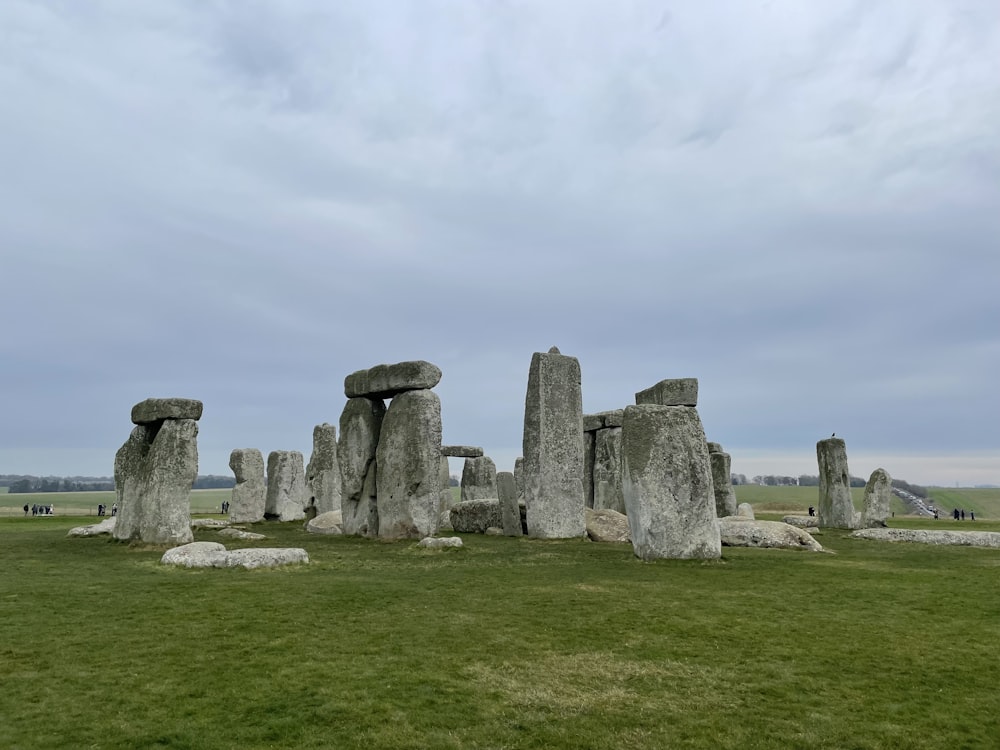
[[862, 467, 892, 528], [266, 451, 307, 522], [461, 456, 498, 503], [513, 457, 524, 498], [621, 405, 720, 560], [306, 423, 342, 517], [497, 471, 523, 536], [583, 431, 596, 509], [376, 389, 443, 539], [338, 397, 385, 535], [817, 437, 858, 529], [522, 347, 585, 539], [229, 448, 265, 523], [709, 449, 738, 518], [113, 425, 149, 543], [439, 455, 453, 515], [593, 427, 625, 514]]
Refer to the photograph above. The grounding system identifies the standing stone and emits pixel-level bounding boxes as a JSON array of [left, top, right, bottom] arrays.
[[229, 448, 265, 523], [621, 405, 720, 560], [862, 468, 892, 528], [338, 397, 386, 535], [438, 455, 453, 515], [461, 456, 498, 503], [817, 437, 858, 529], [522, 348, 585, 539], [709, 450, 738, 518], [634, 378, 698, 407], [306, 423, 342, 517], [113, 412, 199, 546], [497, 471, 523, 536], [265, 451, 307, 522], [583, 431, 596, 509], [376, 389, 442, 539], [513, 457, 525, 498], [593, 427, 626, 514]]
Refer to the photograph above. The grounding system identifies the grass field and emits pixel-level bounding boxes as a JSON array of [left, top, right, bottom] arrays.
[[2, 515, 999, 748], [0, 489, 233, 517]]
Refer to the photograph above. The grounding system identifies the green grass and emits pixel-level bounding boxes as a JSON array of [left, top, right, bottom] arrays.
[[927, 487, 1000, 520], [0, 489, 233, 517], [2, 516, 999, 748]]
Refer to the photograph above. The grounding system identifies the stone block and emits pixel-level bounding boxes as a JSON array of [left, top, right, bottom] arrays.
[[461, 456, 498, 503], [634, 378, 698, 407], [131, 398, 203, 425], [441, 445, 484, 458], [265, 451, 307, 522], [344, 360, 442, 399]]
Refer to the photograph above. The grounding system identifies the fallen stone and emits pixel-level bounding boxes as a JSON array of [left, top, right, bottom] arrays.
[[461, 455, 498, 503], [851, 528, 1000, 548], [67, 517, 117, 537], [223, 547, 309, 569], [585, 508, 631, 543], [862, 468, 892, 528], [736, 502, 755, 520], [782, 515, 819, 528], [229, 448, 266, 524], [191, 518, 229, 528], [634, 378, 698, 407], [719, 518, 824, 552], [450, 499, 503, 534], [338, 397, 385, 536], [441, 445, 484, 458], [344, 360, 442, 399], [817, 437, 859, 529], [485, 526, 503, 535], [217, 527, 267, 541], [305, 510, 344, 535], [161, 542, 229, 568], [265, 451, 308, 522], [131, 397, 203, 425], [418, 536, 463, 549]]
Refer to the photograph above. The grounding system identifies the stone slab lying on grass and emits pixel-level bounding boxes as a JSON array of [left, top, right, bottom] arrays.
[[585, 508, 631, 543], [217, 527, 267, 541], [718, 519, 824, 552], [418, 536, 463, 549], [783, 515, 819, 528], [161, 542, 308, 568], [191, 518, 229, 528], [67, 517, 117, 537], [305, 511, 343, 535], [851, 528, 1000, 548]]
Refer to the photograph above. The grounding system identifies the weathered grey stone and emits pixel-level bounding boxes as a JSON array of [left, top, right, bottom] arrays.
[[706, 441, 723, 454], [161, 541, 229, 567], [131, 397, 204, 425], [862, 468, 892, 528], [438, 509, 454, 530], [783, 515, 819, 528], [439, 455, 453, 516], [441, 445, 484, 458], [497, 471, 523, 536], [851, 528, 1000, 548], [522, 349, 585, 539], [338, 397, 385, 536], [583, 431, 595, 509], [485, 526, 503, 535], [585, 508, 631, 543], [450, 499, 503, 534], [461, 456, 498, 503], [817, 438, 858, 529], [736, 502, 755, 520], [217, 527, 267, 541], [583, 415, 604, 433], [160, 542, 307, 568], [229, 448, 266, 524], [191, 518, 229, 528], [634, 378, 698, 407], [265, 451, 308, 522], [593, 427, 625, 514], [344, 360, 442, 399], [719, 518, 824, 552], [710, 451, 738, 518], [621, 405, 720, 560], [223, 547, 308, 569], [67, 517, 117, 537], [113, 418, 198, 546], [304, 510, 344, 535], [306, 423, 342, 517], [583, 410, 625, 432], [513, 457, 524, 497], [418, 536, 463, 549], [376, 389, 442, 539]]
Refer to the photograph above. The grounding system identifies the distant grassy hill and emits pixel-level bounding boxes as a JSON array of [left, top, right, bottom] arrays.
[[926, 487, 1000, 520]]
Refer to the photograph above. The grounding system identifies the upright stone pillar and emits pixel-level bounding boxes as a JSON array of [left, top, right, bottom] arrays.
[[338, 397, 385, 536], [438, 455, 453, 516], [522, 347, 585, 539], [817, 437, 858, 529], [497, 471, 523, 536], [461, 456, 498, 503], [376, 389, 443, 539], [709, 448, 738, 518], [862, 467, 892, 528], [265, 451, 307, 522], [621, 405, 720, 560], [593, 427, 625, 514], [229, 448, 265, 523], [306, 423, 342, 517], [513, 457, 525, 498], [582, 431, 596, 509]]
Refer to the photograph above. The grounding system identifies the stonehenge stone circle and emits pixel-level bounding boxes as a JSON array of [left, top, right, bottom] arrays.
[[593, 427, 625, 514], [522, 347, 585, 539], [375, 388, 443, 539], [229, 448, 265, 523], [338, 396, 386, 536], [461, 455, 498, 503], [497, 471, 523, 536], [862, 468, 892, 528], [634, 378, 699, 407], [344, 360, 442, 399], [442, 445, 484, 458], [114, 399, 201, 545], [709, 449, 738, 518], [621, 404, 721, 560], [265, 451, 308, 522], [306, 423, 342, 517], [816, 437, 859, 529]]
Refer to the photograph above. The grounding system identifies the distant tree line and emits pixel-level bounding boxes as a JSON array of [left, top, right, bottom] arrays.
[[1, 474, 235, 493], [891, 478, 928, 498]]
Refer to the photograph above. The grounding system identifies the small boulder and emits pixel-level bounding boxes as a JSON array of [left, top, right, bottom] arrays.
[[305, 511, 344, 535], [223, 548, 309, 569], [218, 527, 267, 541], [161, 542, 230, 568], [782, 515, 819, 528], [67, 517, 117, 537], [719, 519, 824, 552], [191, 518, 229, 528], [736, 503, 755, 520], [418, 536, 463, 549], [585, 508, 631, 543]]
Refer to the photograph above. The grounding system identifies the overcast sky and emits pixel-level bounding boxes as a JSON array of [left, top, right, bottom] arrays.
[[2, 1, 998, 487]]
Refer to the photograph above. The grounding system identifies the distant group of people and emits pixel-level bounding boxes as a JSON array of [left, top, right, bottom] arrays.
[[24, 503, 54, 516], [220, 500, 230, 514], [97, 503, 118, 517], [952, 508, 975, 521]]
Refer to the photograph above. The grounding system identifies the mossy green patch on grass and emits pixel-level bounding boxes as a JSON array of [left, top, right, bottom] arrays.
[[2, 517, 999, 748]]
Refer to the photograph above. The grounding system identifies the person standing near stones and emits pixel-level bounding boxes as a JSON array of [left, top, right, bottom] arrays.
[[971, 510, 975, 521], [961, 509, 966, 520], [23, 503, 29, 516], [111, 503, 118, 516], [808, 506, 815, 517]]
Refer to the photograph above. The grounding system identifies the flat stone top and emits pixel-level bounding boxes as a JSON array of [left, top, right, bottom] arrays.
[[584, 409, 625, 431], [344, 360, 442, 399], [634, 378, 698, 407], [442, 445, 484, 457], [131, 398, 203, 425]]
